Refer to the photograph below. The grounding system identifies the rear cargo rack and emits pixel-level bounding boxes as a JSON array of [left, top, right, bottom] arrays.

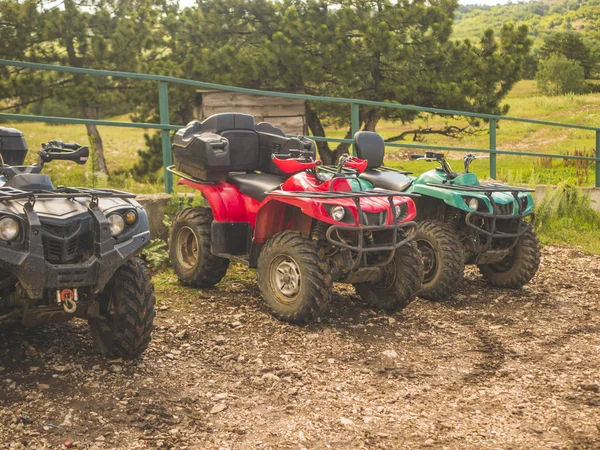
[[0, 186, 136, 201], [426, 182, 534, 193], [167, 165, 216, 185]]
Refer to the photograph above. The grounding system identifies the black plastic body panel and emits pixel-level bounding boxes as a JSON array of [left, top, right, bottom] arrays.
[[211, 221, 251, 256]]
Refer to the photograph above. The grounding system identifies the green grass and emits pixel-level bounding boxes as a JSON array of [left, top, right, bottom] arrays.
[[534, 182, 600, 254], [1, 115, 165, 193]]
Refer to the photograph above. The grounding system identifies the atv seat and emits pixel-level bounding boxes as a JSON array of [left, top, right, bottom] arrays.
[[354, 131, 412, 192], [4, 173, 54, 191], [226, 173, 285, 202]]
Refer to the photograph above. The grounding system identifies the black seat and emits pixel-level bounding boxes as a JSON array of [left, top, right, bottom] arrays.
[[353, 131, 412, 191], [5, 173, 54, 191], [226, 173, 284, 202], [360, 171, 412, 191]]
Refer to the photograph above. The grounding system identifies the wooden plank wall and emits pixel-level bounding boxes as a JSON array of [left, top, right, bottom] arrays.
[[196, 91, 306, 134]]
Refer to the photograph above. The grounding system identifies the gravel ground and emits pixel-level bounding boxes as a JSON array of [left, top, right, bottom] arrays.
[[1, 244, 599, 449]]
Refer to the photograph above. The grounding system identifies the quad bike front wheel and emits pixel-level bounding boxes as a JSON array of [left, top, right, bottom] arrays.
[[257, 231, 331, 324], [169, 207, 230, 288], [414, 221, 465, 301], [89, 257, 155, 359], [478, 228, 541, 288], [354, 241, 424, 312]]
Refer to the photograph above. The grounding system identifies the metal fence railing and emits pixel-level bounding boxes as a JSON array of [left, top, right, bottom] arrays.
[[1, 59, 599, 192]]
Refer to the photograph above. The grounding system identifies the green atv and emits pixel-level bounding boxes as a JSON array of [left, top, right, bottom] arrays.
[[353, 131, 541, 300]]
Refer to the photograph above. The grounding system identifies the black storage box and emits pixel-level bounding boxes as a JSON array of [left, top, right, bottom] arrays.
[[173, 125, 230, 181], [0, 127, 28, 166]]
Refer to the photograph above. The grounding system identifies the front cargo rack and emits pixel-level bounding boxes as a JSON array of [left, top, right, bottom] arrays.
[[268, 188, 419, 199], [0, 186, 136, 202], [426, 182, 534, 193]]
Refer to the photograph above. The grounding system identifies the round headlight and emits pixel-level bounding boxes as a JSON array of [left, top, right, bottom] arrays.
[[0, 217, 19, 241], [394, 203, 407, 221], [124, 210, 138, 225], [108, 214, 125, 236], [467, 198, 479, 210], [330, 206, 345, 221]]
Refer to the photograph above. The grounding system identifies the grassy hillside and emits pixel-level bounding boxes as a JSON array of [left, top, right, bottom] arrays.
[[453, 0, 600, 52]]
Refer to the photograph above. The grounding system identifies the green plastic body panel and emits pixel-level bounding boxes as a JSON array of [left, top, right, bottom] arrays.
[[406, 168, 534, 215]]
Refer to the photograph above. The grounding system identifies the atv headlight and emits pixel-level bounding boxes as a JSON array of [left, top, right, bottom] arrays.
[[519, 196, 528, 210], [395, 203, 408, 221], [0, 217, 19, 241], [108, 213, 125, 236], [124, 209, 138, 225], [330, 206, 346, 222], [467, 198, 479, 210]]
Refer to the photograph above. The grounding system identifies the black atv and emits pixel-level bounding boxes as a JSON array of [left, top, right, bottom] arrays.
[[0, 127, 155, 359]]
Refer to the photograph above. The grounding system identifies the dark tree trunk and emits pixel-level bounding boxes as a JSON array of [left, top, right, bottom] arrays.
[[83, 106, 109, 175], [305, 104, 352, 165], [363, 108, 380, 132]]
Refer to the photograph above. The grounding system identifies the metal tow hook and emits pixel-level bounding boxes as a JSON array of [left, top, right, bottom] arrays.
[[56, 289, 78, 313]]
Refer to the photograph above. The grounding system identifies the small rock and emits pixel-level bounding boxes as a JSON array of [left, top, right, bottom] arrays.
[[53, 365, 70, 373], [214, 393, 228, 400], [95, 435, 105, 442], [38, 384, 50, 390], [210, 403, 227, 414], [298, 431, 307, 442], [109, 365, 123, 374], [262, 373, 280, 382], [382, 350, 398, 359], [339, 417, 353, 426], [175, 329, 187, 339], [579, 384, 599, 393], [214, 335, 227, 345], [230, 321, 242, 328], [64, 440, 74, 448], [388, 317, 396, 325], [158, 305, 169, 311], [423, 438, 435, 447]]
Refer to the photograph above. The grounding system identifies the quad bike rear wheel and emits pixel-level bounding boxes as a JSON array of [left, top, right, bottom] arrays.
[[354, 241, 424, 312], [169, 207, 230, 288], [478, 228, 540, 288], [257, 231, 331, 324], [89, 257, 155, 359], [414, 221, 465, 301]]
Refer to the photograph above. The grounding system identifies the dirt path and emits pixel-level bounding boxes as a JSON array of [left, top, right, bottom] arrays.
[[1, 245, 600, 449]]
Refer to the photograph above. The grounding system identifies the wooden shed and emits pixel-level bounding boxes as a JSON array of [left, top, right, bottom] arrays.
[[194, 90, 306, 135]]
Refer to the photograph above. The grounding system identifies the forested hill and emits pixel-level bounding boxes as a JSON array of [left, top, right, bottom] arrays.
[[453, 0, 600, 52]]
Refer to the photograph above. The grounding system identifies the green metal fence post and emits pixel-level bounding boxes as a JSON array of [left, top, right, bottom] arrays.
[[489, 119, 497, 180], [596, 130, 600, 188], [158, 81, 173, 193], [350, 103, 359, 155]]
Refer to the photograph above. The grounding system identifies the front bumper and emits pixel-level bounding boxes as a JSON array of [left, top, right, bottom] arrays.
[[0, 199, 149, 299]]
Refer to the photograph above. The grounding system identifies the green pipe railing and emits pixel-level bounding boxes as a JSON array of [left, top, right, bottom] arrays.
[[1, 59, 599, 192]]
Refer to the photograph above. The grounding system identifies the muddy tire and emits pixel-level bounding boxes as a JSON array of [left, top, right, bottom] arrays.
[[89, 257, 155, 359], [257, 231, 331, 324], [354, 241, 424, 313], [169, 207, 229, 288], [478, 228, 541, 288], [415, 221, 465, 301]]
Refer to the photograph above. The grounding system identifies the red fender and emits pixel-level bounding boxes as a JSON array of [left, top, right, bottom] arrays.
[[177, 178, 261, 223]]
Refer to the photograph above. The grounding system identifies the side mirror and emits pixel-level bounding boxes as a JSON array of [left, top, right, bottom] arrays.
[[39, 146, 89, 166]]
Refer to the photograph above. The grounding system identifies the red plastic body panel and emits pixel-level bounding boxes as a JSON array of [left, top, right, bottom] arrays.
[[272, 157, 319, 174], [344, 157, 368, 173], [177, 178, 261, 224]]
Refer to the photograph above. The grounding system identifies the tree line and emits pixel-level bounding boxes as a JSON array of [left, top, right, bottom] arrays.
[[1, 0, 532, 178]]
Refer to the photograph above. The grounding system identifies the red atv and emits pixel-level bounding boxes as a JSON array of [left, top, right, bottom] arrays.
[[167, 113, 423, 323]]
